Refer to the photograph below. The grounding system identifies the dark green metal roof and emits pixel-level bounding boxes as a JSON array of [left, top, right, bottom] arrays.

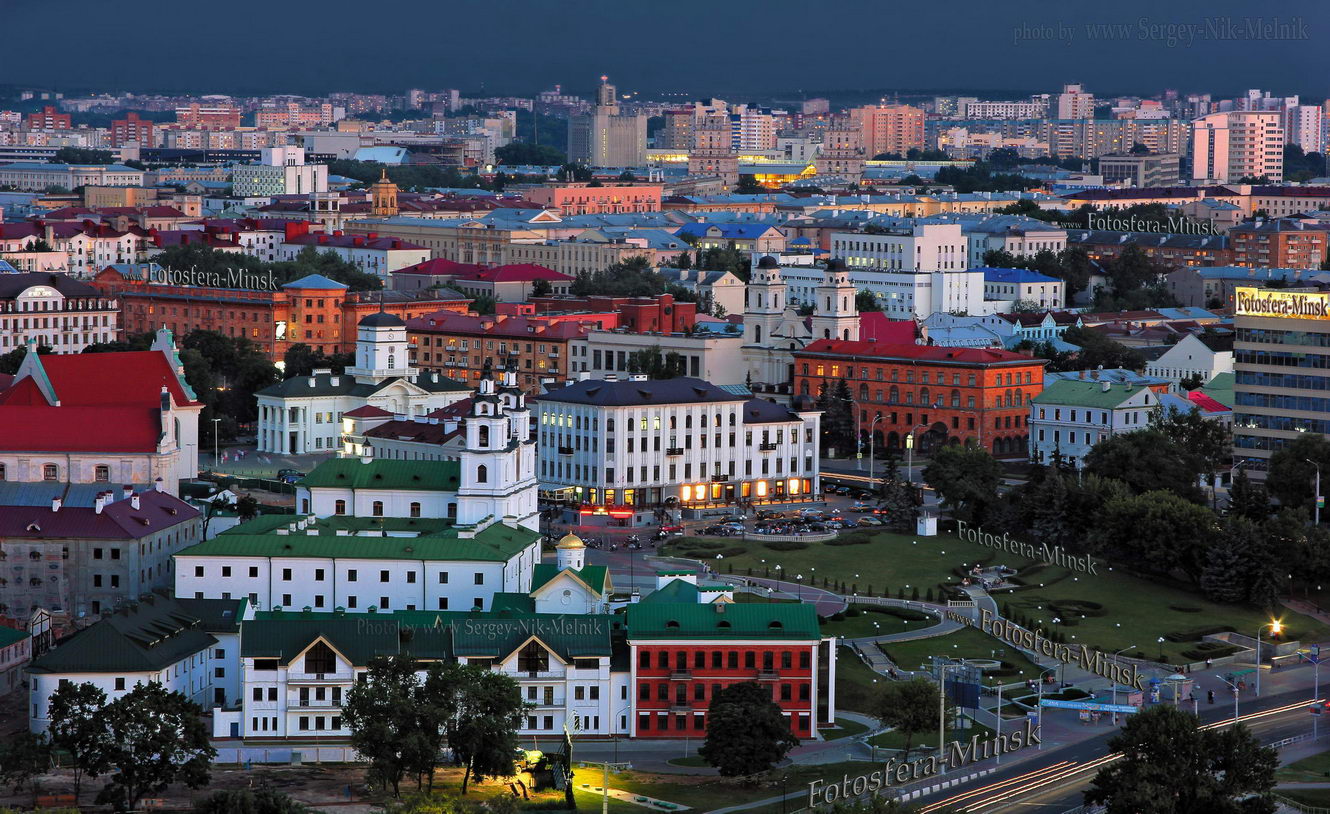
[[530, 564, 611, 595], [178, 521, 537, 563], [29, 595, 217, 674], [175, 597, 247, 633], [625, 602, 821, 640], [297, 458, 461, 492]]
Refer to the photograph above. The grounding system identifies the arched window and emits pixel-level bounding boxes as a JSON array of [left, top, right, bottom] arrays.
[[951, 390, 961, 407], [606, 418, 615, 432], [42, 464, 58, 481], [388, 354, 395, 369], [670, 415, 677, 430], [889, 386, 899, 403], [920, 388, 930, 407], [754, 325, 762, 343], [843, 328, 851, 340], [334, 499, 346, 515], [410, 502, 421, 518], [685, 415, 693, 429], [447, 502, 457, 518], [477, 465, 488, 483], [372, 501, 384, 517], [729, 412, 736, 426], [858, 384, 869, 399], [0, 463, 6, 481], [94, 465, 110, 482], [478, 425, 490, 448], [967, 374, 976, 386]]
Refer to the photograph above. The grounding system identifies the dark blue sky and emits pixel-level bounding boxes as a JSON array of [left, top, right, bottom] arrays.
[[3, 0, 1325, 100]]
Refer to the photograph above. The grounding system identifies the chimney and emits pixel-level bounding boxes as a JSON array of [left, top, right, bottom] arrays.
[[130, 493, 141, 510], [122, 484, 134, 500], [308, 377, 316, 387], [51, 497, 61, 512], [154, 477, 164, 493], [94, 492, 107, 514], [1101, 380, 1111, 393]]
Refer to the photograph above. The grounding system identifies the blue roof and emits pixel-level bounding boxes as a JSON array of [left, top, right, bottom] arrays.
[[282, 273, 349, 290], [0, 260, 19, 274], [351, 146, 409, 164], [675, 222, 777, 239], [1156, 307, 1220, 320], [981, 267, 1060, 284]]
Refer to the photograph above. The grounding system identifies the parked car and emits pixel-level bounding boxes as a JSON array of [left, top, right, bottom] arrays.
[[277, 468, 306, 484], [857, 516, 883, 526]]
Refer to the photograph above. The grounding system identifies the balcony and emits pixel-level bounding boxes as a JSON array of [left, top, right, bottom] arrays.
[[758, 443, 778, 451], [291, 698, 342, 708], [669, 670, 692, 680], [286, 671, 354, 684], [666, 447, 684, 456]]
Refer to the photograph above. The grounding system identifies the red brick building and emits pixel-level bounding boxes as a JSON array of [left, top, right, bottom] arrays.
[[524, 183, 663, 215], [1230, 219, 1328, 269], [529, 293, 697, 333], [792, 340, 1046, 458], [92, 270, 469, 362], [110, 113, 154, 147], [27, 106, 71, 130], [407, 310, 593, 392], [626, 599, 834, 739]]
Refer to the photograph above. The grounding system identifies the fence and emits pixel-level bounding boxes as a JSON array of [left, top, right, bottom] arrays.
[[213, 745, 362, 765]]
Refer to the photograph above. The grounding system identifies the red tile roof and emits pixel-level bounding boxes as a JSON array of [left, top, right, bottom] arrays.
[[1188, 391, 1230, 413], [858, 312, 918, 343], [364, 420, 462, 445], [393, 258, 488, 276], [407, 310, 590, 340], [0, 490, 199, 540], [797, 339, 1042, 365], [343, 405, 394, 418], [0, 351, 197, 408], [0, 405, 168, 452]]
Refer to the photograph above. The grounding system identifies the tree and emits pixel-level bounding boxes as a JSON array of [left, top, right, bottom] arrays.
[[194, 787, 311, 814], [1226, 468, 1271, 522], [1150, 407, 1230, 505], [1200, 520, 1257, 605], [815, 380, 855, 456], [447, 667, 526, 794], [1266, 433, 1330, 518], [1028, 471, 1076, 552], [531, 278, 553, 298], [1178, 373, 1205, 391], [734, 175, 764, 194], [53, 146, 115, 165], [1085, 429, 1205, 503], [0, 731, 49, 793], [1085, 704, 1276, 814], [235, 494, 260, 521], [22, 237, 55, 252], [343, 655, 426, 797], [626, 346, 685, 379], [47, 681, 113, 803], [493, 141, 566, 166], [871, 678, 944, 762], [855, 290, 882, 312], [879, 477, 919, 533], [1058, 326, 1147, 372], [1090, 491, 1218, 582], [922, 442, 1003, 525], [699, 682, 799, 776], [97, 682, 214, 810]]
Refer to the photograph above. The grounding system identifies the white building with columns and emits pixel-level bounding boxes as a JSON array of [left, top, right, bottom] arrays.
[[255, 311, 470, 455]]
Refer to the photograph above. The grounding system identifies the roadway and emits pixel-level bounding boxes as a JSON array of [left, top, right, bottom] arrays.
[[912, 686, 1322, 813]]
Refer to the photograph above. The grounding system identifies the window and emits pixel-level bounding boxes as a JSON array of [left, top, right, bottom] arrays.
[[334, 499, 346, 515], [474, 572, 484, 585], [372, 500, 384, 517], [305, 641, 336, 674], [409, 502, 421, 518], [94, 465, 109, 482], [380, 570, 390, 582], [476, 465, 488, 483], [42, 464, 58, 481]]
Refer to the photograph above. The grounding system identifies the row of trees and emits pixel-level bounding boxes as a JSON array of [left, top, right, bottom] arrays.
[[922, 411, 1330, 608], [155, 243, 385, 293], [13, 681, 214, 810], [343, 656, 526, 797]]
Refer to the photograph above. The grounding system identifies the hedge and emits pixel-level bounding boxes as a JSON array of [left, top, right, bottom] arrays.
[[762, 540, 809, 552], [1164, 625, 1236, 643]]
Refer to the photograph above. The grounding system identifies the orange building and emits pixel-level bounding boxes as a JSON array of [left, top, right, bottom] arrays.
[[792, 340, 1046, 458], [110, 113, 155, 147], [173, 103, 241, 130], [848, 104, 926, 157], [91, 270, 469, 362], [407, 311, 596, 393], [523, 182, 662, 215], [27, 106, 71, 130], [1230, 220, 1328, 269]]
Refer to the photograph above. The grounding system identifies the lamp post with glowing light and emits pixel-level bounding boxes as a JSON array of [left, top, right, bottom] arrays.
[[905, 424, 927, 485], [1257, 619, 1282, 696], [1111, 645, 1137, 723], [1309, 459, 1323, 527]]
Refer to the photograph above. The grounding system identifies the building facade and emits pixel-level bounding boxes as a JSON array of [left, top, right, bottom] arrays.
[[1029, 379, 1160, 468], [0, 272, 119, 355]]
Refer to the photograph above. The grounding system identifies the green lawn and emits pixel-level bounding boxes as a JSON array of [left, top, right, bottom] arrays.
[[819, 606, 938, 639], [867, 721, 996, 753], [877, 627, 1044, 684], [665, 755, 711, 768], [670, 530, 1330, 663], [577, 761, 876, 813], [819, 717, 870, 741], [1277, 788, 1330, 809], [835, 645, 887, 713], [1277, 748, 1330, 783]]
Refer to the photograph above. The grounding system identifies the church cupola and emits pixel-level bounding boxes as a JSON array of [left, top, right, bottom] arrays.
[[345, 306, 413, 383], [810, 257, 860, 343]]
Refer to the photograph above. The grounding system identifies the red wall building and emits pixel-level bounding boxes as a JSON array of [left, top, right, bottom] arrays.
[[529, 293, 696, 333], [793, 340, 1047, 458], [27, 106, 71, 130], [626, 601, 833, 739], [110, 113, 155, 147]]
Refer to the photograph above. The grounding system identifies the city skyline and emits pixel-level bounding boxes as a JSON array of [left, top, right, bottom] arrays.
[[2, 0, 1325, 99]]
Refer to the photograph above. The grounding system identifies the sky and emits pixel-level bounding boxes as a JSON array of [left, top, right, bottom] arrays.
[[2, 0, 1325, 101]]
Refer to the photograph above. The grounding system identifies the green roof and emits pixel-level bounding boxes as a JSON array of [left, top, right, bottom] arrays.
[[531, 564, 611, 595], [625, 602, 821, 640], [240, 616, 446, 664], [178, 521, 538, 563], [175, 597, 247, 633], [1202, 372, 1234, 408], [490, 592, 536, 613], [297, 458, 460, 492], [1031, 379, 1149, 409], [450, 612, 614, 660], [29, 595, 216, 674], [0, 626, 29, 648], [638, 579, 702, 604]]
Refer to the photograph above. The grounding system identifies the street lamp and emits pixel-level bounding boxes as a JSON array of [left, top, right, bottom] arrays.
[[867, 414, 885, 491], [1035, 666, 1057, 750], [1216, 674, 1240, 723], [1308, 459, 1323, 527], [938, 662, 961, 767], [1256, 619, 1283, 696], [211, 417, 221, 471], [905, 423, 928, 485], [795, 574, 803, 602], [1111, 645, 1137, 723]]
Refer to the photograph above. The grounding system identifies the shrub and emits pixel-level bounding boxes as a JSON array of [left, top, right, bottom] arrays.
[[825, 536, 872, 546], [830, 612, 846, 622], [762, 540, 808, 552], [1048, 600, 1107, 619], [1181, 643, 1242, 661], [845, 607, 862, 617], [1164, 625, 1236, 643], [1169, 605, 1203, 613]]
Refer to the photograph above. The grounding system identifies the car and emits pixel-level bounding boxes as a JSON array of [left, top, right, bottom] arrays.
[[277, 468, 306, 483], [857, 516, 883, 526], [659, 525, 684, 535], [850, 503, 873, 512], [701, 525, 726, 535]]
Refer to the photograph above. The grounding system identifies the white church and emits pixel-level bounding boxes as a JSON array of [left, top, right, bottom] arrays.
[[743, 255, 859, 395], [255, 310, 470, 455]]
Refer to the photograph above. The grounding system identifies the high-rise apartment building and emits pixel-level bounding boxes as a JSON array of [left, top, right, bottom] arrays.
[[1191, 111, 1285, 183], [1055, 83, 1095, 119], [566, 77, 646, 168], [848, 104, 926, 156]]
